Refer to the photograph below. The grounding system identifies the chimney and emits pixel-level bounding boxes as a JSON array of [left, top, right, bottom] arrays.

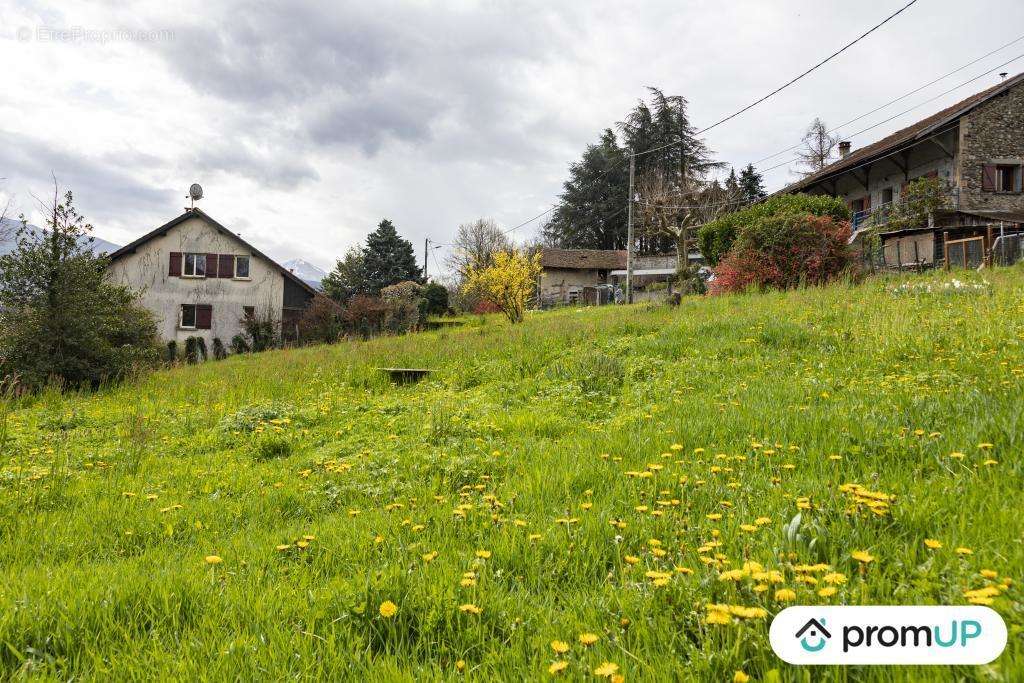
[[1000, 72, 1008, 81], [838, 141, 852, 158]]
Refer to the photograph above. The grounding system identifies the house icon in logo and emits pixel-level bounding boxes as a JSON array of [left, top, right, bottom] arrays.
[[795, 618, 831, 652]]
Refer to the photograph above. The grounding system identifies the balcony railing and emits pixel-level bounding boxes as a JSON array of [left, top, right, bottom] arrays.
[[849, 190, 960, 236]]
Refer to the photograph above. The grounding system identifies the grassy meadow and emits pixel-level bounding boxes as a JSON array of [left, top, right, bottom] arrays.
[[2, 267, 1023, 681]]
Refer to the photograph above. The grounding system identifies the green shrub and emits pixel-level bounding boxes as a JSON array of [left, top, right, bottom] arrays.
[[250, 432, 293, 460], [212, 338, 227, 360], [698, 193, 850, 265]]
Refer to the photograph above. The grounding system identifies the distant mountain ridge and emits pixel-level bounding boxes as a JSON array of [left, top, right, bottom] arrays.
[[0, 217, 120, 256], [282, 258, 326, 289]]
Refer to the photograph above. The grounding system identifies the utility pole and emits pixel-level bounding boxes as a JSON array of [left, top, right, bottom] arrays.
[[626, 151, 635, 304], [423, 237, 429, 282]]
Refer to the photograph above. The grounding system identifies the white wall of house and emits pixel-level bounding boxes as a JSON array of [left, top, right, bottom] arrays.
[[106, 215, 284, 343], [539, 267, 604, 303]]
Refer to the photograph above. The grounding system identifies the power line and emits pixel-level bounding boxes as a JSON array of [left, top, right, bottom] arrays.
[[752, 34, 1024, 167], [633, 0, 919, 161], [758, 52, 1024, 178]]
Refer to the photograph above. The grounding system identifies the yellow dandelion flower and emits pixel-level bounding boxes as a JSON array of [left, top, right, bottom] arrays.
[[851, 550, 874, 564], [774, 588, 797, 601], [548, 661, 569, 675], [550, 640, 570, 654], [924, 539, 942, 549], [734, 672, 751, 683], [204, 555, 223, 565], [594, 662, 619, 678], [458, 603, 482, 615], [379, 600, 398, 618], [955, 547, 973, 555], [475, 550, 491, 559], [981, 569, 998, 579], [578, 632, 599, 646], [818, 586, 837, 597]]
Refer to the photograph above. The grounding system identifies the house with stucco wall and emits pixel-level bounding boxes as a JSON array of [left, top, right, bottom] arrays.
[[782, 72, 1024, 268], [106, 208, 316, 344]]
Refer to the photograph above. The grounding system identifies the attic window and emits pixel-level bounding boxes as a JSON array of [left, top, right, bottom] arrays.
[[183, 253, 207, 277], [234, 255, 250, 279]]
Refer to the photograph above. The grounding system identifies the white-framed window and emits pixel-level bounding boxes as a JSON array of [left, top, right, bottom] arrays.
[[234, 255, 250, 279], [183, 253, 207, 277], [180, 304, 197, 329]]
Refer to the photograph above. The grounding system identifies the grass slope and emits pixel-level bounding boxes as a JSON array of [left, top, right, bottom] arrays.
[[2, 268, 1023, 681]]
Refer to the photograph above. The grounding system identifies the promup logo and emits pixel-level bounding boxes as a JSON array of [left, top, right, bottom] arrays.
[[795, 618, 831, 652], [770, 606, 1007, 665]]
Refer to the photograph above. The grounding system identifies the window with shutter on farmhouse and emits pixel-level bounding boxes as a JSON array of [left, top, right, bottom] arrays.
[[182, 253, 207, 277], [234, 255, 250, 278], [982, 164, 1023, 193], [180, 304, 213, 330]]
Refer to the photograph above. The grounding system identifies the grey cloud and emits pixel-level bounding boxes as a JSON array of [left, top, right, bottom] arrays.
[[144, 1, 575, 163], [0, 128, 176, 225]]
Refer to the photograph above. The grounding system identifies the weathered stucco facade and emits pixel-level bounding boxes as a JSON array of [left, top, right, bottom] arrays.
[[106, 209, 314, 343]]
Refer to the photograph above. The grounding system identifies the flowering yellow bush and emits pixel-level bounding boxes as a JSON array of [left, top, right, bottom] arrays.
[[461, 250, 541, 323]]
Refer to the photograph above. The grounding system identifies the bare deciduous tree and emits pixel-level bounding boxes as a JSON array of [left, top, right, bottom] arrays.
[[446, 218, 512, 281], [636, 171, 744, 261], [796, 117, 839, 176]]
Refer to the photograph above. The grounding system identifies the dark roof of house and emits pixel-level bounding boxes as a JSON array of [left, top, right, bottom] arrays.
[[540, 248, 627, 270], [108, 208, 318, 297], [783, 72, 1024, 194]]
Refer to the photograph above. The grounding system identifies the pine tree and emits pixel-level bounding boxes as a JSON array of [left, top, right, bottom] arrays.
[[0, 189, 158, 389], [360, 219, 421, 295], [739, 164, 766, 203], [725, 168, 740, 195], [542, 129, 630, 250]]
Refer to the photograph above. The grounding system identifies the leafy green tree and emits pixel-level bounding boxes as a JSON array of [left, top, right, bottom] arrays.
[[421, 282, 450, 316], [322, 246, 366, 304], [542, 129, 630, 250], [360, 219, 421, 295], [544, 88, 721, 252], [0, 190, 159, 390], [697, 193, 850, 265], [739, 164, 766, 203]]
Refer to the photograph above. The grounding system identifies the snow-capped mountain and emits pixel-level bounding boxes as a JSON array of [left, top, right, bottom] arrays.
[[282, 258, 327, 290], [0, 217, 120, 256]]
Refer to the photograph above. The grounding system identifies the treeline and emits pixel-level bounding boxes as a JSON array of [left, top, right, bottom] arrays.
[[541, 87, 766, 255]]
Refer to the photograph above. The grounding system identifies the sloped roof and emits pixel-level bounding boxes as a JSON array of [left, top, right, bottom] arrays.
[[783, 72, 1024, 194], [108, 208, 317, 297], [540, 248, 626, 270]]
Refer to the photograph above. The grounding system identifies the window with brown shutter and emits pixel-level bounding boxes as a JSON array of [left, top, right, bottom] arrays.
[[982, 164, 997, 192], [196, 304, 213, 330], [169, 252, 182, 276], [180, 304, 196, 329], [206, 253, 220, 278], [219, 254, 234, 278]]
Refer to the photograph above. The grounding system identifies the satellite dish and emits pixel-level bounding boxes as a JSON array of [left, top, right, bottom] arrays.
[[189, 183, 204, 201]]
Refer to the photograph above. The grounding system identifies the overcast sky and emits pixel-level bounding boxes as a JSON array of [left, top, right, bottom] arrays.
[[2, 0, 1023, 272]]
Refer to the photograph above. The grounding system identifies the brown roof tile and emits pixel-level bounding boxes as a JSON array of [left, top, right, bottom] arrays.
[[540, 248, 627, 270], [782, 72, 1024, 194]]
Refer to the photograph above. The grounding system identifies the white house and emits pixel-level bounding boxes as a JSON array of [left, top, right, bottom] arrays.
[[106, 207, 316, 344]]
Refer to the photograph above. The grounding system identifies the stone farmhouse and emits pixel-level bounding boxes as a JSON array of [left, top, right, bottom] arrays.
[[538, 248, 689, 305], [782, 72, 1024, 268], [106, 208, 316, 344]]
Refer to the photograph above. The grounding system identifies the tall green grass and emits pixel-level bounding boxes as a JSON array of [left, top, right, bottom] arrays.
[[0, 268, 1022, 681]]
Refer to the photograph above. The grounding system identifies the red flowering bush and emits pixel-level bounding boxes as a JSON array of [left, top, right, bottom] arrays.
[[711, 213, 854, 294]]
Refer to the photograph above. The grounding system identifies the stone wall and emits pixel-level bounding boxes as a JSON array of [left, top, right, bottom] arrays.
[[958, 81, 1024, 214]]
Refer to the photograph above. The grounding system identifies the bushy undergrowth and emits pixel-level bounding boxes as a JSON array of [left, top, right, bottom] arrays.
[[1, 267, 1022, 680]]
